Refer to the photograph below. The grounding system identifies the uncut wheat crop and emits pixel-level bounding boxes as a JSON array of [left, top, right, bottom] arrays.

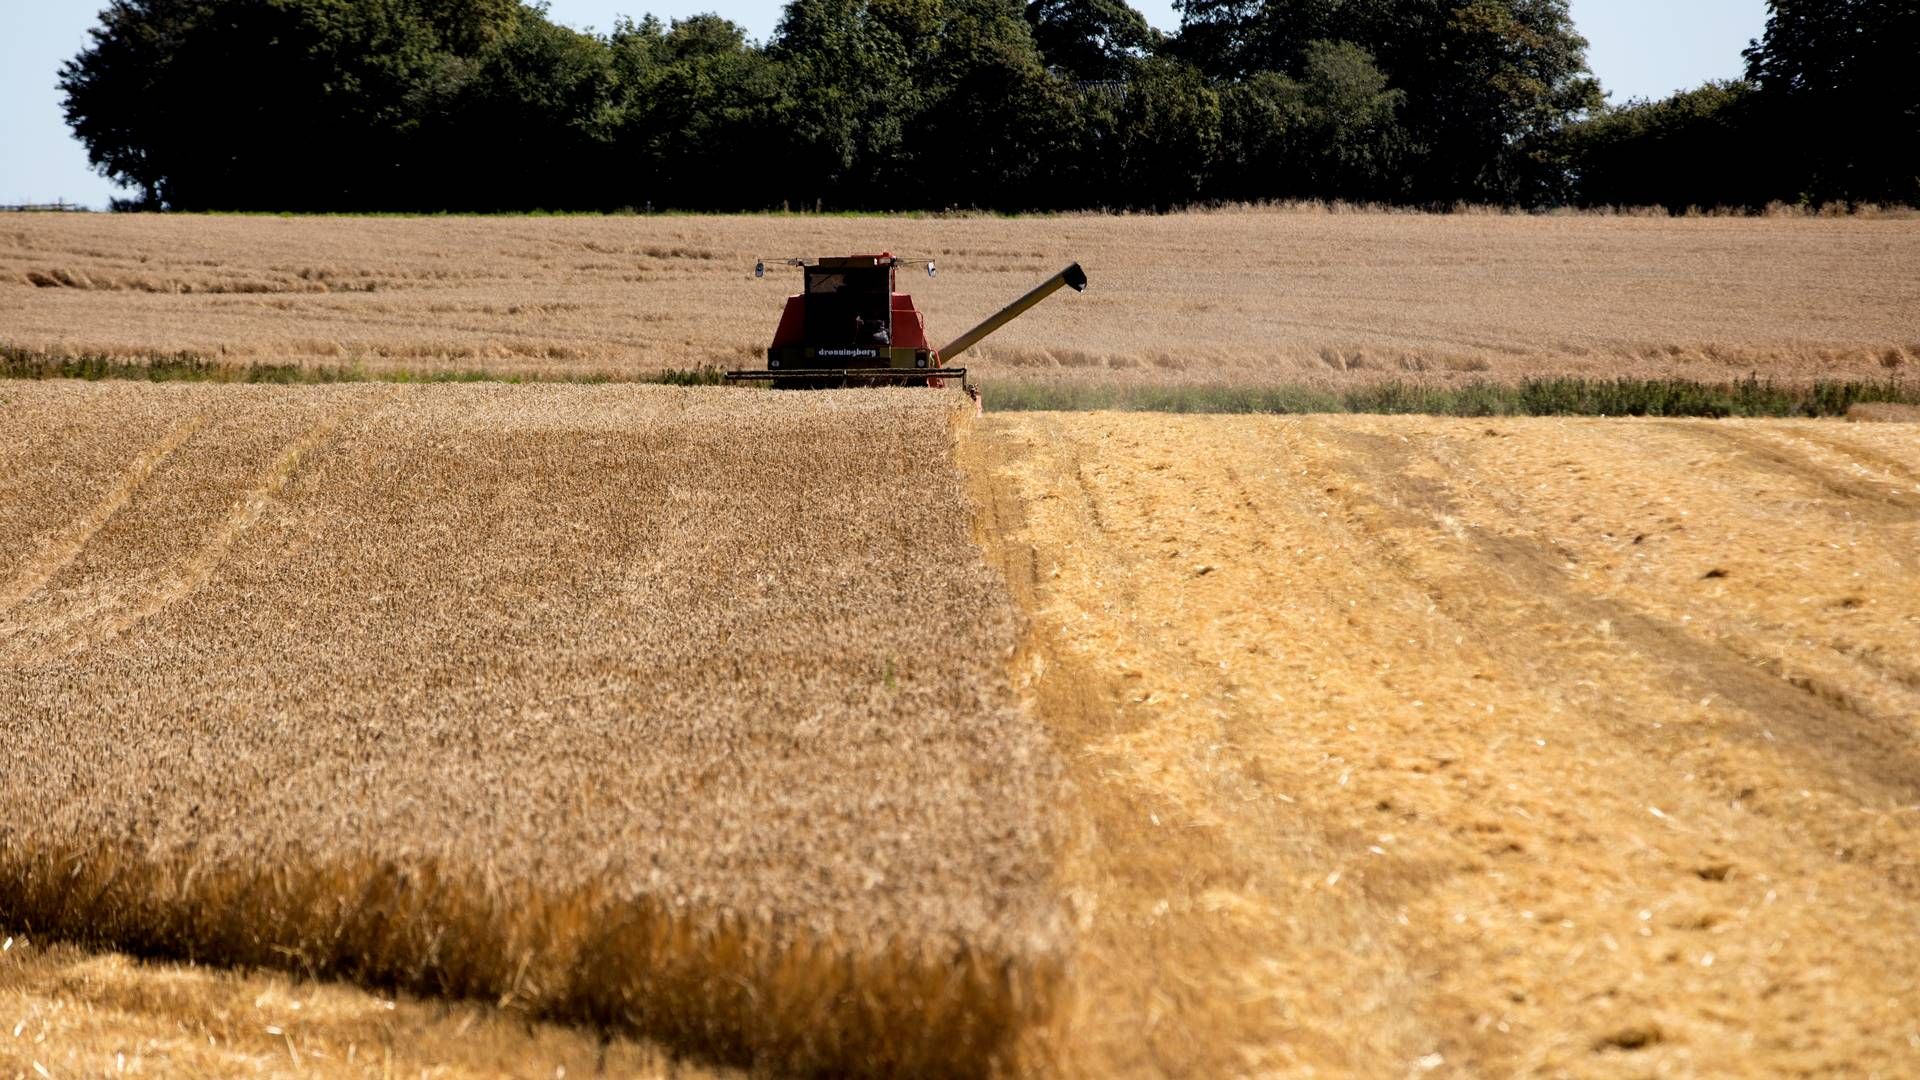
[[0, 381, 1063, 1077], [3, 210, 1917, 387]]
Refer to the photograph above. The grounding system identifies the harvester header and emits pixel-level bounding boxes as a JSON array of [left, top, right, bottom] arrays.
[[725, 254, 1087, 393]]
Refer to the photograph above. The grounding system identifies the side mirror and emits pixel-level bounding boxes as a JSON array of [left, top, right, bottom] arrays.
[[754, 260, 765, 279]]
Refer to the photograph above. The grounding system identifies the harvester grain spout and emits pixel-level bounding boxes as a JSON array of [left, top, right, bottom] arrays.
[[938, 263, 1089, 364], [726, 256, 1088, 392]]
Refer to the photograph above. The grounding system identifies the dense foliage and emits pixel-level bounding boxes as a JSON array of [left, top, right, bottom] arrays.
[[1566, 0, 1918, 210], [57, 0, 1914, 211]]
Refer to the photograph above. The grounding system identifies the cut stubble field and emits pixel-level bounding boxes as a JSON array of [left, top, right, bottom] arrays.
[[0, 937, 725, 1079], [3, 211, 1918, 392], [966, 411, 1920, 1076]]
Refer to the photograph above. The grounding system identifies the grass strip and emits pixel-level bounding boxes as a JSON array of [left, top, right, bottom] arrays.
[[8, 346, 1914, 417], [982, 376, 1920, 418]]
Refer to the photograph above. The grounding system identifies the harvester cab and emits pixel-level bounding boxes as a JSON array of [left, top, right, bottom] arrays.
[[725, 254, 1087, 393]]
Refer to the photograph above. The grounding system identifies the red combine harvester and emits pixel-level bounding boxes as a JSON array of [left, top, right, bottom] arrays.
[[725, 253, 1088, 394]]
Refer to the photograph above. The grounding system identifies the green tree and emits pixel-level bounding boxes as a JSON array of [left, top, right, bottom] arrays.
[[62, 0, 430, 209], [413, 14, 618, 209], [1214, 41, 1406, 202], [1564, 81, 1765, 210], [607, 15, 784, 209], [1744, 0, 1920, 204], [1024, 0, 1160, 81], [1113, 58, 1220, 208], [768, 0, 926, 207], [1170, 0, 1396, 80], [56, 0, 1636, 211], [1414, 0, 1601, 203], [910, 0, 1082, 209], [1169, 0, 1599, 203], [59, 0, 210, 209], [1292, 40, 1406, 198], [1217, 71, 1305, 200], [60, 0, 539, 210]]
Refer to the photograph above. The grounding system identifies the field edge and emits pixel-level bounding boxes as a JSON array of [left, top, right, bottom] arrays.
[[0, 838, 1059, 1078]]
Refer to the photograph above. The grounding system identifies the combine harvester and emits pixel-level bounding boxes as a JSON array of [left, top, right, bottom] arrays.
[[726, 254, 1088, 396]]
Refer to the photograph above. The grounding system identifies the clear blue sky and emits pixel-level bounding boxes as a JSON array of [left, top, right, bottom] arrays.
[[0, 0, 1768, 208]]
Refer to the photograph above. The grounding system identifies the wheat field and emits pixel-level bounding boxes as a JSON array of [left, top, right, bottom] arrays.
[[5, 210, 1920, 1076], [0, 381, 1061, 1076], [4, 379, 1918, 1075], [3, 211, 1917, 387]]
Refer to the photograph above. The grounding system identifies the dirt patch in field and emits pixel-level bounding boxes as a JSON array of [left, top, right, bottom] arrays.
[[964, 413, 1920, 1076]]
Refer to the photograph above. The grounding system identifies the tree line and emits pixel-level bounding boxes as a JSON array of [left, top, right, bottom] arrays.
[[59, 0, 1917, 212]]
